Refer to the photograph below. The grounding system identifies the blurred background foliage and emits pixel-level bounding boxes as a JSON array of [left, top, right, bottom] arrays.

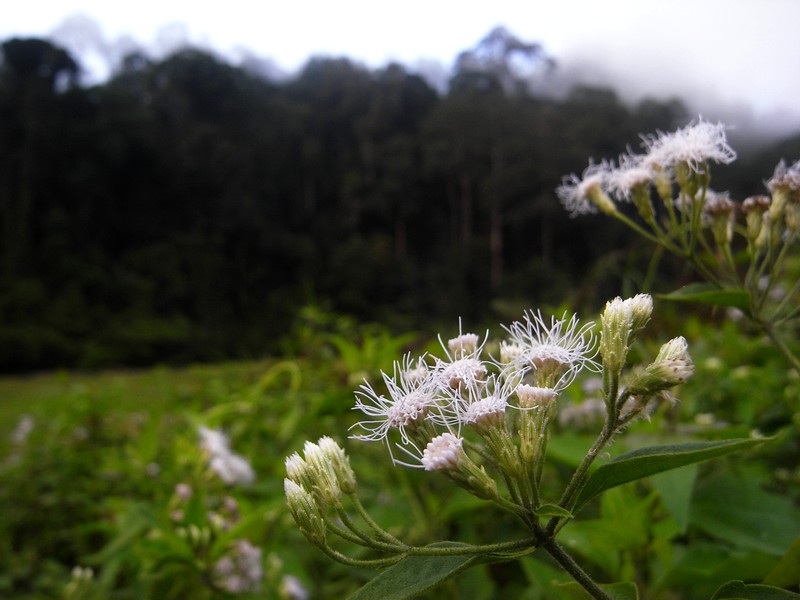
[[3, 28, 798, 372]]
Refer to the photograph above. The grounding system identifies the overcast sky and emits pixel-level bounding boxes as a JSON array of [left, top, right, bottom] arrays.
[[3, 0, 800, 137]]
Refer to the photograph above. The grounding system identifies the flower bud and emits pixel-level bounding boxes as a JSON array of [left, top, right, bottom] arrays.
[[285, 452, 314, 491], [284, 479, 327, 545], [448, 333, 480, 357], [317, 436, 357, 495], [628, 336, 694, 396], [303, 441, 343, 509], [585, 183, 617, 215], [742, 195, 770, 246], [600, 294, 652, 372], [703, 192, 736, 247], [515, 384, 557, 410]]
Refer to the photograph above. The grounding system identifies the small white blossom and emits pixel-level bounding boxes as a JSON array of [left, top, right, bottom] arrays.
[[350, 354, 438, 461], [434, 374, 513, 430], [198, 426, 255, 486], [435, 325, 489, 391], [641, 118, 736, 173], [280, 575, 310, 600], [448, 332, 480, 357], [503, 310, 599, 389], [515, 384, 557, 410], [767, 159, 800, 193], [421, 433, 465, 471], [214, 540, 263, 594], [556, 161, 615, 216], [607, 154, 654, 201]]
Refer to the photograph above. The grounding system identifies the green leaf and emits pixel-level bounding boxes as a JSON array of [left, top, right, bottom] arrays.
[[712, 580, 800, 599], [659, 283, 751, 312], [573, 437, 767, 512], [650, 464, 698, 533], [763, 535, 800, 587], [690, 472, 800, 556], [535, 503, 574, 519], [348, 542, 484, 600], [557, 580, 639, 599]]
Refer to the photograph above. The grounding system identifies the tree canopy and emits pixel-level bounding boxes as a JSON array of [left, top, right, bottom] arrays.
[[1, 32, 787, 372]]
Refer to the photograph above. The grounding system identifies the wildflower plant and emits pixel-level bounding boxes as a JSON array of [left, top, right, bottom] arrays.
[[284, 298, 767, 599], [557, 117, 800, 375]]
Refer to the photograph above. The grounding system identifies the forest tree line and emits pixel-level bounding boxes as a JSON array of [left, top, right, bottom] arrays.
[[2, 29, 798, 372]]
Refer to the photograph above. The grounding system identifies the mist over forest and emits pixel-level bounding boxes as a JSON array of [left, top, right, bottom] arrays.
[[2, 26, 800, 372]]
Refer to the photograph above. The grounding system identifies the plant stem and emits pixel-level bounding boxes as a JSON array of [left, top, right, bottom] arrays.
[[538, 534, 612, 600], [548, 417, 615, 534], [760, 320, 800, 373], [350, 494, 406, 546]]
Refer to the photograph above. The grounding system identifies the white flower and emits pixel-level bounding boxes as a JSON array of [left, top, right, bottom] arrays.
[[210, 453, 256, 486], [434, 373, 513, 430], [350, 354, 438, 459], [767, 159, 800, 193], [421, 433, 465, 471], [515, 384, 557, 410], [607, 154, 654, 201], [641, 118, 736, 173], [502, 310, 599, 389], [556, 161, 615, 216], [198, 426, 255, 485], [448, 332, 480, 357], [435, 324, 489, 391]]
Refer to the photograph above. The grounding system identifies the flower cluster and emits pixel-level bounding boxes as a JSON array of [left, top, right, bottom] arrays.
[[284, 436, 359, 543], [338, 299, 690, 506], [556, 121, 800, 350], [557, 118, 738, 219], [198, 426, 256, 486], [348, 309, 598, 477]]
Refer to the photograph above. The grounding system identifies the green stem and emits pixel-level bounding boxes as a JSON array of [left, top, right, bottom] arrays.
[[761, 320, 800, 373], [351, 494, 406, 546], [320, 543, 403, 568], [539, 535, 613, 600], [547, 416, 616, 535], [335, 507, 404, 552]]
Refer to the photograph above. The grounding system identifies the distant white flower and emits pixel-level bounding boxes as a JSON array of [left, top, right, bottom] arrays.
[[214, 539, 263, 594], [350, 354, 438, 459], [503, 310, 599, 389], [641, 118, 736, 172], [559, 397, 606, 429], [556, 161, 615, 216], [280, 575, 310, 600], [10, 414, 34, 445], [199, 426, 255, 485]]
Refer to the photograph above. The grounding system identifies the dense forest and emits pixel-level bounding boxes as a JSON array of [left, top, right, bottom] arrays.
[[1, 28, 799, 372]]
